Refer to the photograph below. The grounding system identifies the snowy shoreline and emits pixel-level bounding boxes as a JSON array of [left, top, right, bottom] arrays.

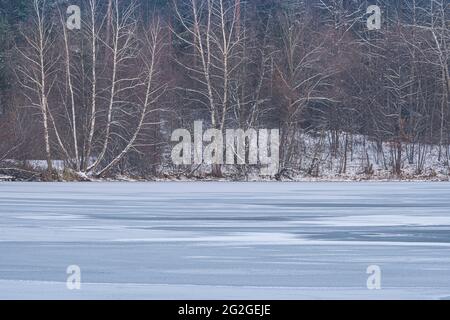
[[1, 176, 449, 183]]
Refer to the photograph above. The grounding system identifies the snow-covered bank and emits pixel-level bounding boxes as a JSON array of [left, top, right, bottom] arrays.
[[3, 133, 450, 182], [160, 133, 450, 182], [1, 182, 450, 299]]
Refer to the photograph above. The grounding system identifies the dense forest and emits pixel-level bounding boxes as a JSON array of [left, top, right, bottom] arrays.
[[0, 0, 449, 181]]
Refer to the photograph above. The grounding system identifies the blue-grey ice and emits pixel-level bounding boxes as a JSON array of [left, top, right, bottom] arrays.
[[1, 182, 450, 299]]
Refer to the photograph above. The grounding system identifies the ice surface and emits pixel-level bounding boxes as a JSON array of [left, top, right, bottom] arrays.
[[1, 182, 450, 300]]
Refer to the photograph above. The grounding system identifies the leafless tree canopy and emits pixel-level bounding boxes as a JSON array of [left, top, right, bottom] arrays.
[[0, 0, 449, 180]]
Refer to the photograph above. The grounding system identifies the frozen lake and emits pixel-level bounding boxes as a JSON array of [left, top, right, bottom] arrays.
[[1, 182, 450, 300]]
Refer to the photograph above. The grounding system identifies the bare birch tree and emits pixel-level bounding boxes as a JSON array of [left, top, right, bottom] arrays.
[[87, 0, 140, 173], [83, 0, 100, 171], [96, 18, 167, 177], [173, 0, 245, 176], [16, 0, 57, 173]]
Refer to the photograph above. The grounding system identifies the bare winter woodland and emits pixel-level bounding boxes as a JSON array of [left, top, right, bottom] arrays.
[[0, 0, 449, 181]]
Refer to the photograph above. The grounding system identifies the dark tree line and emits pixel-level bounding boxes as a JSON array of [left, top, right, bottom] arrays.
[[0, 0, 449, 180]]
